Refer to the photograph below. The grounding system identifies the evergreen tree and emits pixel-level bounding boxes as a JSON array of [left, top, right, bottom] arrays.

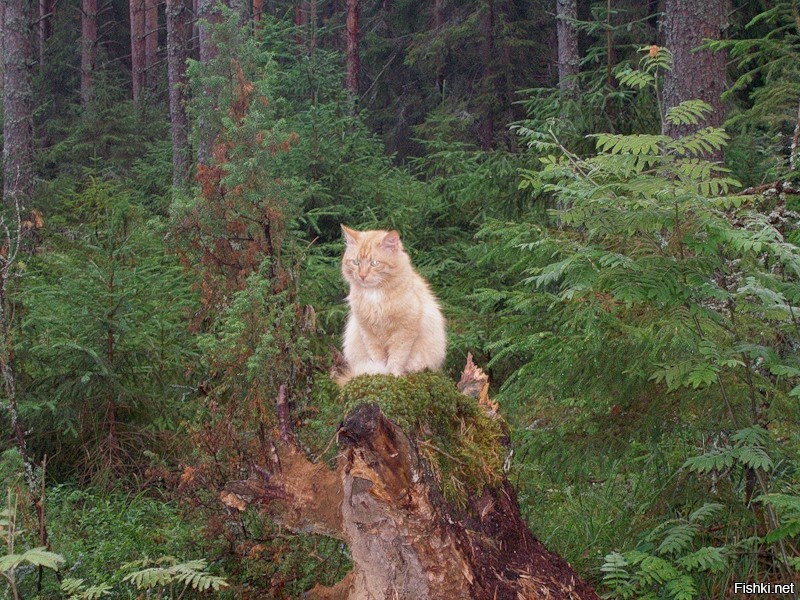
[[3, 0, 36, 207]]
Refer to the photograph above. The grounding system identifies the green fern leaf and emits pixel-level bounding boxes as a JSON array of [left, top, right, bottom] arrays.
[[678, 546, 727, 573], [616, 68, 655, 90], [688, 503, 724, 524], [732, 446, 774, 471], [664, 100, 713, 125], [684, 448, 735, 474], [665, 574, 698, 600], [657, 524, 698, 556], [637, 555, 680, 584]]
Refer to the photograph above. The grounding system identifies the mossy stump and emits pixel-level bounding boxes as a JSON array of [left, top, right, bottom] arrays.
[[224, 358, 599, 600]]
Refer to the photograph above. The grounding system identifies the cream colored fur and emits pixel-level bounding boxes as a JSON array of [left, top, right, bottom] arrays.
[[336, 225, 447, 385]]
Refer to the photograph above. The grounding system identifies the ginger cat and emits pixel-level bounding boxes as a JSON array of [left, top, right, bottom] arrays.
[[336, 225, 446, 385]]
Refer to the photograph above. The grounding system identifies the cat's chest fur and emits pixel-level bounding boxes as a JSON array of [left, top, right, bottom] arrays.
[[350, 286, 411, 332]]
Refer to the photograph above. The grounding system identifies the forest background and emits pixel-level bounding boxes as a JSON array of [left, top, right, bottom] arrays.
[[0, 0, 799, 597]]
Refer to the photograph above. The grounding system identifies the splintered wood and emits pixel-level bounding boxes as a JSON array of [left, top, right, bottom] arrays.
[[223, 357, 600, 599]]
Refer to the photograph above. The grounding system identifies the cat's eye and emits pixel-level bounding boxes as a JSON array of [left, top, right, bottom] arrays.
[[351, 259, 360, 266], [370, 259, 379, 267]]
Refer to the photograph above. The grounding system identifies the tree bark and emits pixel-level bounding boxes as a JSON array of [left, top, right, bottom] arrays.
[[0, 3, 4, 73], [130, 0, 146, 102], [556, 0, 579, 99], [196, 0, 222, 166], [662, 0, 728, 152], [227, 0, 248, 23], [479, 0, 494, 150], [197, 0, 224, 79], [225, 359, 600, 600], [253, 0, 264, 23], [345, 0, 360, 97], [145, 0, 159, 89], [166, 0, 191, 186], [3, 0, 35, 207], [791, 95, 800, 172], [433, 0, 444, 94], [38, 0, 55, 68], [81, 0, 98, 105]]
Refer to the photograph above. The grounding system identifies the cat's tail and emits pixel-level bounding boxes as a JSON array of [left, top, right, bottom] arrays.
[[330, 346, 353, 386]]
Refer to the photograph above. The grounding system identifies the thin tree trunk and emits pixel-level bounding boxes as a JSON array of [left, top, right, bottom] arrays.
[[227, 0, 247, 22], [0, 3, 5, 82], [434, 0, 444, 94], [166, 0, 190, 186], [662, 0, 728, 154], [130, 0, 146, 102], [81, 0, 98, 105], [196, 0, 222, 165], [192, 0, 200, 59], [38, 0, 55, 67], [3, 0, 35, 207], [145, 0, 159, 89], [253, 0, 263, 22], [308, 0, 317, 53], [479, 0, 494, 150], [197, 0, 220, 68], [296, 0, 309, 28], [345, 0, 360, 97], [791, 95, 800, 171], [646, 0, 659, 43], [605, 0, 613, 88], [556, 0, 579, 98]]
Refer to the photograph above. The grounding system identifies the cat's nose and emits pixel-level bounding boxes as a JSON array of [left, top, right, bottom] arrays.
[[359, 273, 367, 280]]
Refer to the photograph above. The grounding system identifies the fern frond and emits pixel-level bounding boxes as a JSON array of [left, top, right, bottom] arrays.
[[656, 524, 698, 556], [688, 503, 724, 524], [616, 68, 655, 90], [664, 100, 713, 125], [677, 546, 727, 573], [636, 555, 680, 584], [664, 574, 698, 600], [683, 449, 735, 474], [592, 133, 670, 156]]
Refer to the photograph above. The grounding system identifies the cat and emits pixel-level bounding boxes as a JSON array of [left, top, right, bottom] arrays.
[[335, 225, 447, 385]]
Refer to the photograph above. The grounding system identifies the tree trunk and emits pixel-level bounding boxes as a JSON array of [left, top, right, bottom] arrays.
[[225, 358, 600, 600], [556, 0, 579, 99], [166, 0, 190, 186], [3, 0, 35, 207], [345, 0, 360, 97], [662, 0, 728, 152], [253, 0, 264, 23], [646, 0, 659, 44], [130, 0, 146, 102], [81, 0, 98, 105], [145, 0, 159, 89], [433, 0, 444, 94], [227, 0, 248, 22], [0, 3, 5, 82], [191, 0, 200, 59], [196, 0, 222, 166], [479, 0, 494, 150], [39, 0, 55, 68], [791, 95, 800, 172]]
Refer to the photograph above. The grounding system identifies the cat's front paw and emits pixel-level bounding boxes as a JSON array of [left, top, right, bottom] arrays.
[[357, 359, 391, 376]]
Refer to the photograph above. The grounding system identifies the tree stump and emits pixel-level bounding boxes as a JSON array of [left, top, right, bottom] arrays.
[[224, 356, 599, 600]]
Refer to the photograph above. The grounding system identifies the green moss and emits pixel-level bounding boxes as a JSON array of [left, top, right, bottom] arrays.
[[341, 372, 506, 509]]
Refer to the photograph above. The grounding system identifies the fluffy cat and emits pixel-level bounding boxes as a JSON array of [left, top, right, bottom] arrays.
[[335, 225, 446, 385]]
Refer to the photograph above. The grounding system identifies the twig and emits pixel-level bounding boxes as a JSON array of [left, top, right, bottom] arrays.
[[418, 439, 466, 466]]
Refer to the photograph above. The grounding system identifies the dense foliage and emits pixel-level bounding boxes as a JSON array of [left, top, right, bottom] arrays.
[[0, 0, 799, 598]]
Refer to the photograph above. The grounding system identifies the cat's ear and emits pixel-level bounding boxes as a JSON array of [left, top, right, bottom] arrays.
[[380, 231, 401, 252], [341, 225, 360, 246]]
